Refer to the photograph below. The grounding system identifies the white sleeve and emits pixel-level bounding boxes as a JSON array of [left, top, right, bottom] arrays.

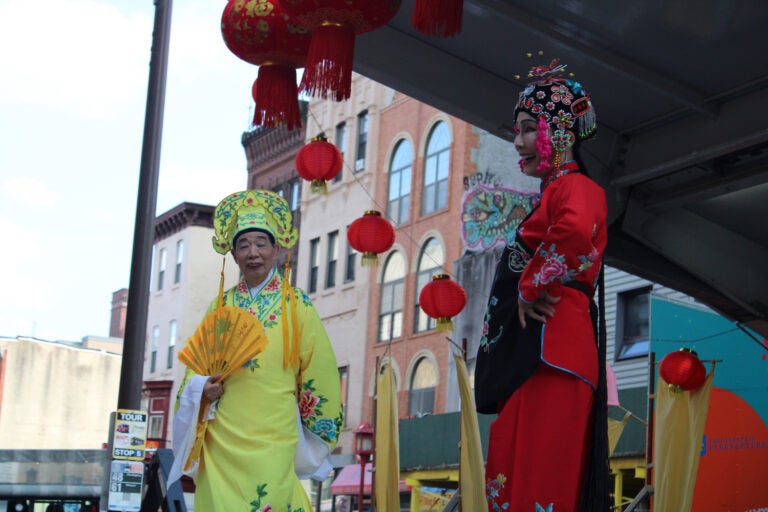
[[294, 405, 333, 481], [167, 375, 207, 485]]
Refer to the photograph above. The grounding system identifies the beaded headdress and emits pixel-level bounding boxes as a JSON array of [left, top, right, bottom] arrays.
[[514, 58, 597, 143]]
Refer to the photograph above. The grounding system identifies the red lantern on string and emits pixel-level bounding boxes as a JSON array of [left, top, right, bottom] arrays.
[[295, 136, 343, 194], [347, 211, 395, 266], [419, 274, 467, 332], [221, 0, 311, 130], [277, 0, 402, 101], [410, 0, 463, 38], [659, 348, 707, 392]]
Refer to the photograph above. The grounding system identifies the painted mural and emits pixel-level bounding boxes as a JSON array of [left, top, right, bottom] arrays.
[[461, 183, 538, 250]]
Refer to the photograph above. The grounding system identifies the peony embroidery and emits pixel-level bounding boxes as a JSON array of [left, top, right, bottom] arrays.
[[298, 389, 321, 421], [534, 244, 569, 286]]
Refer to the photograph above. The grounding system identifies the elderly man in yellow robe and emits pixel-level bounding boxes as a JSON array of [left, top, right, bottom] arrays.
[[169, 190, 343, 512]]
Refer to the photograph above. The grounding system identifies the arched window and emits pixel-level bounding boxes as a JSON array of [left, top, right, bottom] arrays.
[[421, 121, 451, 215], [379, 251, 406, 342], [414, 238, 445, 333], [387, 140, 412, 225], [408, 357, 436, 416]]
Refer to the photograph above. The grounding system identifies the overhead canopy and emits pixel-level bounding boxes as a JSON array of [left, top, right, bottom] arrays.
[[330, 462, 410, 495], [353, 0, 768, 337]]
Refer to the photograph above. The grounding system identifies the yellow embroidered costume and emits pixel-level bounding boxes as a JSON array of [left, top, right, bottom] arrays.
[[172, 190, 343, 512]]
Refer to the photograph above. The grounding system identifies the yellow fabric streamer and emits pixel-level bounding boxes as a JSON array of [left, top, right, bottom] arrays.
[[281, 254, 300, 369], [375, 364, 401, 511], [453, 353, 487, 511], [653, 371, 714, 512], [607, 411, 631, 455]]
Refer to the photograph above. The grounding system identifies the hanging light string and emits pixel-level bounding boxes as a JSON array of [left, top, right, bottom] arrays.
[[305, 105, 457, 280]]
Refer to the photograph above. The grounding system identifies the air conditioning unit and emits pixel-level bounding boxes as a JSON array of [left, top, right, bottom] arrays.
[[355, 158, 365, 172]]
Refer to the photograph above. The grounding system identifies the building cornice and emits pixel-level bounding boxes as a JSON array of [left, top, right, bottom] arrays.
[[154, 202, 215, 242]]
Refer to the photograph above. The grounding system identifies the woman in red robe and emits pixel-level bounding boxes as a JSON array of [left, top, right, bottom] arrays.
[[475, 60, 610, 512]]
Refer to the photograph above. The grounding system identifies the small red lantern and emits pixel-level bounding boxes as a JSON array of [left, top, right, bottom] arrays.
[[277, 0, 402, 101], [659, 348, 707, 392], [295, 136, 343, 194], [419, 274, 467, 332], [347, 210, 395, 266], [221, 0, 311, 129], [410, 0, 463, 38]]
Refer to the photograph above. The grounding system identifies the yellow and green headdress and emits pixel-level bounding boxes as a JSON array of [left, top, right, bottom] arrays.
[[212, 189, 298, 254]]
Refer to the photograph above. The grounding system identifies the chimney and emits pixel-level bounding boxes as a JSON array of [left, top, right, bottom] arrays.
[[110, 288, 129, 338]]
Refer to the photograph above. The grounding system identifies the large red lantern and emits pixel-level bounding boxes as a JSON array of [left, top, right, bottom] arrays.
[[410, 0, 463, 38], [221, 0, 311, 130], [347, 211, 395, 266], [277, 0, 402, 101], [295, 136, 343, 194], [659, 348, 707, 392], [419, 274, 467, 332]]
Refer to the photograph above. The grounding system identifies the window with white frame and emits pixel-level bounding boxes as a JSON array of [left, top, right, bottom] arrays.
[[616, 287, 651, 360], [344, 233, 356, 283], [158, 248, 166, 291], [167, 320, 177, 369], [290, 180, 300, 212], [421, 121, 451, 215], [387, 140, 412, 225], [174, 240, 183, 284], [379, 251, 405, 342], [326, 230, 338, 289], [308, 238, 319, 293], [334, 122, 346, 183], [408, 357, 436, 417], [150, 325, 159, 373], [355, 111, 368, 172]]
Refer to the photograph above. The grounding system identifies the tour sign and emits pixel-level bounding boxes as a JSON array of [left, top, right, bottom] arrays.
[[112, 409, 148, 461]]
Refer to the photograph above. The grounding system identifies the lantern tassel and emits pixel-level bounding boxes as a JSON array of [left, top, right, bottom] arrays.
[[253, 64, 302, 130], [310, 179, 328, 195], [361, 252, 380, 266], [300, 22, 355, 101], [410, 0, 464, 38], [436, 317, 454, 332]]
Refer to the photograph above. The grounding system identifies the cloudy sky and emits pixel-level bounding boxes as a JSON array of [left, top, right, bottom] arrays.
[[0, 0, 260, 341]]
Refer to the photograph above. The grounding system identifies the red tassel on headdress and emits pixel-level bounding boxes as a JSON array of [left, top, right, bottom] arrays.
[[252, 64, 302, 130], [410, 0, 463, 38], [299, 23, 356, 102]]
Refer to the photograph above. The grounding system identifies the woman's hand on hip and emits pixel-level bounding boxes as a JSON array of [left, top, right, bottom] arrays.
[[518, 290, 561, 328]]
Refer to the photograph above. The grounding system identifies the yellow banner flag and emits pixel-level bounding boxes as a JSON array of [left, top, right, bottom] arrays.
[[375, 364, 401, 511], [653, 372, 714, 512]]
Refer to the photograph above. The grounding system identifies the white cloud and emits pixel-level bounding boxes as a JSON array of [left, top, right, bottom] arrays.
[[0, 177, 59, 210], [157, 162, 247, 214], [0, 0, 152, 118]]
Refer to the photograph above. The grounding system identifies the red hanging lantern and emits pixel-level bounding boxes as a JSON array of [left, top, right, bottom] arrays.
[[347, 210, 395, 266], [419, 274, 467, 332], [410, 0, 463, 38], [295, 136, 343, 194], [277, 0, 402, 101], [221, 0, 311, 130], [659, 348, 707, 392]]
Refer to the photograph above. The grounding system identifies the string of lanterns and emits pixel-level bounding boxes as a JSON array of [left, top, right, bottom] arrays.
[[221, 0, 468, 329]]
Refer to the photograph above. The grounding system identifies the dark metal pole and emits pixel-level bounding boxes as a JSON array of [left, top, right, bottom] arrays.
[[117, 0, 173, 410]]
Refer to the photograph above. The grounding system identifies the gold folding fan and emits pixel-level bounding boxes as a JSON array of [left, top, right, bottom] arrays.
[[178, 304, 268, 379], [177, 300, 268, 472]]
